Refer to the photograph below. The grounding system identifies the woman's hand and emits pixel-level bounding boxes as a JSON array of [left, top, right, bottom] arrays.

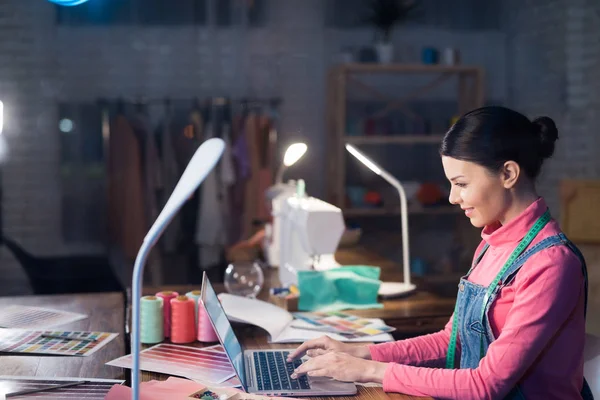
[[290, 352, 387, 383], [286, 335, 371, 361]]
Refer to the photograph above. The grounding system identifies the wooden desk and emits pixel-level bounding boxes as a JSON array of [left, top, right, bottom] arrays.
[[0, 292, 126, 379], [141, 324, 432, 400], [0, 244, 445, 400], [0, 290, 433, 399]]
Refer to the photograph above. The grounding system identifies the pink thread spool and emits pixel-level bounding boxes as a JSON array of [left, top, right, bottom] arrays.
[[156, 291, 178, 338], [170, 296, 197, 344], [197, 301, 218, 342]]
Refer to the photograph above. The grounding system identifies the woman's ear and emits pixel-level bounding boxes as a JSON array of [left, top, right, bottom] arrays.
[[501, 161, 520, 189]]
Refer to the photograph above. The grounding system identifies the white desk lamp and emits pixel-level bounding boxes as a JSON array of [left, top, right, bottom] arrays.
[[130, 138, 225, 400], [275, 142, 307, 184], [345, 144, 416, 298]]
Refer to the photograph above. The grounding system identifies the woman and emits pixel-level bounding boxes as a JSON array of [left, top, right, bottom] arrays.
[[287, 106, 592, 399]]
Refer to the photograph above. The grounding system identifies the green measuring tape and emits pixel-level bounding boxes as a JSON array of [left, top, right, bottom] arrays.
[[445, 209, 551, 369]]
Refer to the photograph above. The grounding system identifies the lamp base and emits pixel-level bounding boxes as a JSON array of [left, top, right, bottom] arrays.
[[378, 281, 417, 299]]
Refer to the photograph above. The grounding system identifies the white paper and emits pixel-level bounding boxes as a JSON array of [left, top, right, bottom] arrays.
[[217, 294, 393, 343], [0, 305, 87, 329], [217, 293, 293, 339]]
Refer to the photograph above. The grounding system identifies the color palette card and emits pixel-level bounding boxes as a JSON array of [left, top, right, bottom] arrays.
[[0, 375, 124, 399], [0, 328, 118, 357], [0, 305, 87, 329], [291, 311, 396, 338], [107, 344, 236, 385]]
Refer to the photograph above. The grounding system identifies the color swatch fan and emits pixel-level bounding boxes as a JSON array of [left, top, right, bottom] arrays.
[[0, 328, 117, 357], [107, 344, 236, 386], [292, 311, 396, 339]]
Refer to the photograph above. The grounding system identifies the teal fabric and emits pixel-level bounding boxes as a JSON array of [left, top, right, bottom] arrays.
[[297, 266, 383, 312]]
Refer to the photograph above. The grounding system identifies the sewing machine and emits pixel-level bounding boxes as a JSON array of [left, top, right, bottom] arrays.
[[275, 181, 345, 287], [262, 180, 298, 268]]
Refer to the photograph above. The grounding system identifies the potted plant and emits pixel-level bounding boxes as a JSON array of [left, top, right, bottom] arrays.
[[362, 0, 416, 64]]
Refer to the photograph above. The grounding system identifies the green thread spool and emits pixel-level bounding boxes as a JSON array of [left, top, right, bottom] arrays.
[[185, 290, 202, 325], [141, 295, 164, 344]]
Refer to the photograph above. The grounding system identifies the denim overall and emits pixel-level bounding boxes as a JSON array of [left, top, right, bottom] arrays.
[[452, 232, 594, 399]]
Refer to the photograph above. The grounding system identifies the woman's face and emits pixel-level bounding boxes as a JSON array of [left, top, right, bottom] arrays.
[[442, 156, 510, 228]]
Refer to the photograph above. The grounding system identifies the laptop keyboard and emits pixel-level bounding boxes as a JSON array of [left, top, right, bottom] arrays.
[[253, 351, 311, 392]]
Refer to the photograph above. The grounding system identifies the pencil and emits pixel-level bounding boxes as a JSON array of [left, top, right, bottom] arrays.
[[40, 334, 98, 342], [6, 380, 88, 397]]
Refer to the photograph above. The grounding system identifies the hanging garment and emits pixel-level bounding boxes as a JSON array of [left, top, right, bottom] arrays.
[[157, 109, 181, 254], [130, 112, 161, 228], [170, 108, 203, 273], [232, 114, 251, 180], [229, 114, 250, 243], [195, 122, 235, 268], [130, 111, 164, 285], [242, 113, 261, 240], [220, 123, 236, 246], [171, 107, 203, 173], [108, 115, 147, 261], [256, 114, 275, 222]]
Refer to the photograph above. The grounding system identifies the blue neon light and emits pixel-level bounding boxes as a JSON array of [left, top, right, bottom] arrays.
[[48, 0, 90, 6]]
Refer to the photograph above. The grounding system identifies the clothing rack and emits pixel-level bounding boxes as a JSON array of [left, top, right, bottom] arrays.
[[99, 96, 282, 286], [96, 96, 282, 108]]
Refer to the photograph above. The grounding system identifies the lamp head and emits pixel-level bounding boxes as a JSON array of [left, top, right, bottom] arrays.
[[345, 144, 381, 175], [283, 143, 307, 167]]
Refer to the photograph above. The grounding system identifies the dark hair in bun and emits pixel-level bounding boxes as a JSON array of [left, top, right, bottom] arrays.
[[440, 106, 558, 179], [532, 116, 558, 159]]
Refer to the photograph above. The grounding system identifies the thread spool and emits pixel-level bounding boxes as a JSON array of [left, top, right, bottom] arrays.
[[140, 296, 164, 344], [156, 291, 178, 338], [170, 295, 197, 344], [185, 290, 202, 325], [197, 301, 219, 343]]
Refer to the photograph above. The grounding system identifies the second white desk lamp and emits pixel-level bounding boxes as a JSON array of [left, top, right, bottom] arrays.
[[275, 142, 307, 184], [345, 144, 416, 298]]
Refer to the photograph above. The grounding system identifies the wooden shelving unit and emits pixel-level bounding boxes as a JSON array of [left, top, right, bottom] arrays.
[[326, 63, 485, 216]]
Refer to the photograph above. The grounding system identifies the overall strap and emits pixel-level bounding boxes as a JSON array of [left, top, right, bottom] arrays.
[[498, 234, 565, 285], [500, 233, 589, 318], [465, 242, 490, 277], [559, 233, 589, 318]]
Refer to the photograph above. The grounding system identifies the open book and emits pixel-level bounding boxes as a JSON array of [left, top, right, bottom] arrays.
[[217, 294, 393, 343]]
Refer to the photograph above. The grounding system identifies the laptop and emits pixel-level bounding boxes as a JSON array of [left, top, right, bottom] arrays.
[[199, 272, 358, 397]]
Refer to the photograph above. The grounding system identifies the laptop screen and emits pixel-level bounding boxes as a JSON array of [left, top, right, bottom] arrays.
[[200, 273, 247, 389]]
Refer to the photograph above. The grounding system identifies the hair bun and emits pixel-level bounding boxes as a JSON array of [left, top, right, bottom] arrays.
[[532, 116, 558, 159]]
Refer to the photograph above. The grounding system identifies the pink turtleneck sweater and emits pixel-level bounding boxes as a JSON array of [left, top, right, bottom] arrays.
[[369, 198, 586, 399]]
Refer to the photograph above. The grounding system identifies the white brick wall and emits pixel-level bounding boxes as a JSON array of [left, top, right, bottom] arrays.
[[505, 0, 600, 334], [0, 1, 59, 294], [505, 0, 600, 213], [0, 0, 507, 293]]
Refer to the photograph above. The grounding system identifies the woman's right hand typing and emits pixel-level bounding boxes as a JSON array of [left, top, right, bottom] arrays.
[[286, 335, 372, 361]]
